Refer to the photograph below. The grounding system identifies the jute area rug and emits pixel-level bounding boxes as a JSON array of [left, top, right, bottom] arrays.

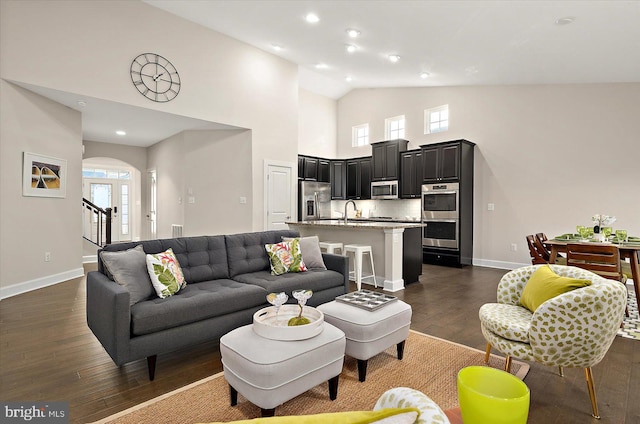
[[93, 330, 529, 424]]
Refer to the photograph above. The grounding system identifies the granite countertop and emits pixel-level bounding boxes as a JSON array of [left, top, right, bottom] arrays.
[[287, 220, 424, 229]]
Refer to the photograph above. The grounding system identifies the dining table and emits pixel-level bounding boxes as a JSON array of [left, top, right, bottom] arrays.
[[544, 239, 640, 314]]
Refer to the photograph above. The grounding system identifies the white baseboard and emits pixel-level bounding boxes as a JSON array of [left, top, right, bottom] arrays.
[[383, 278, 405, 292], [83, 255, 97, 263], [472, 258, 529, 270], [0, 267, 85, 300]]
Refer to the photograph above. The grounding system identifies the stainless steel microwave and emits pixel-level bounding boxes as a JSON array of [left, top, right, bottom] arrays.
[[371, 180, 399, 200]]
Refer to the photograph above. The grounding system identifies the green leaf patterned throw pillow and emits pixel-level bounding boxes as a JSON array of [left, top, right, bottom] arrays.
[[146, 248, 186, 298], [265, 240, 307, 275]]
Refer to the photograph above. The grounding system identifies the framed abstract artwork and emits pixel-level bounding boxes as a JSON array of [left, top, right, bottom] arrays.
[[22, 152, 67, 198]]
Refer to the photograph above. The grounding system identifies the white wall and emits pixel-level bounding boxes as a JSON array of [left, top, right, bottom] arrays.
[[298, 89, 337, 158], [147, 129, 253, 238], [0, 0, 298, 295], [338, 84, 640, 266], [0, 82, 84, 295]]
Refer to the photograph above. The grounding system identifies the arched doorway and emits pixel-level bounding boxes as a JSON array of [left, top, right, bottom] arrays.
[[82, 157, 141, 243]]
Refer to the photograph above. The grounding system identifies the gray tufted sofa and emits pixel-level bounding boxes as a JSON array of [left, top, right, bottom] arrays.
[[86, 230, 348, 380]]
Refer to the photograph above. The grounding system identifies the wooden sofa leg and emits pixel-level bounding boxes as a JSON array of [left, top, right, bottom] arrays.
[[147, 355, 157, 381], [504, 356, 512, 373]]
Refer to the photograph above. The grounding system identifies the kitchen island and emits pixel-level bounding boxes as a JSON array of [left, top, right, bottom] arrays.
[[287, 220, 423, 292]]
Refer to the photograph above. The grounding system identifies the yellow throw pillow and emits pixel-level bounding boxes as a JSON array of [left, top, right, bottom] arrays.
[[520, 265, 591, 312], [201, 408, 419, 424]]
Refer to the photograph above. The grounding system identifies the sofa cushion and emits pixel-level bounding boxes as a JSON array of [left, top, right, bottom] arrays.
[[283, 236, 326, 270], [233, 269, 344, 295], [100, 236, 230, 284], [100, 244, 154, 305], [130, 279, 268, 336], [226, 230, 298, 277], [146, 248, 186, 298], [265, 239, 307, 275]]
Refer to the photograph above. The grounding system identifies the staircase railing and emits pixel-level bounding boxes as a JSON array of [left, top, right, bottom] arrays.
[[82, 198, 112, 247]]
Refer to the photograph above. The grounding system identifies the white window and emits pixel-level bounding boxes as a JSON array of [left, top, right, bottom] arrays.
[[425, 105, 449, 134], [352, 123, 369, 147], [385, 115, 405, 139]]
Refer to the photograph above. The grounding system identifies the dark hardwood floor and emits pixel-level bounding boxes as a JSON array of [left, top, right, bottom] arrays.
[[1, 263, 638, 423]]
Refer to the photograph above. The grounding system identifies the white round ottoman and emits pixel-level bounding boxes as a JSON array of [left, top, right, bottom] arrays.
[[220, 323, 346, 417], [317, 299, 412, 382]]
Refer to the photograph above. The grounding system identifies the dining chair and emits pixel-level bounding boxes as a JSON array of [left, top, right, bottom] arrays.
[[566, 243, 629, 317], [526, 235, 547, 265], [535, 232, 568, 265]]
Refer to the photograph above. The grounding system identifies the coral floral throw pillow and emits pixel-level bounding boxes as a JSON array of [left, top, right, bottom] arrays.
[[265, 240, 307, 275], [146, 248, 186, 298]]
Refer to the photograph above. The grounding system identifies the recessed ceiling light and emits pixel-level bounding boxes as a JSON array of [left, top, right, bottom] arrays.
[[305, 13, 319, 23], [77, 100, 87, 107], [420, 72, 430, 79], [345, 76, 353, 82], [555, 16, 575, 25], [271, 44, 283, 51], [315, 63, 328, 69], [116, 130, 126, 136], [346, 29, 360, 38], [345, 44, 357, 53], [388, 55, 401, 63]]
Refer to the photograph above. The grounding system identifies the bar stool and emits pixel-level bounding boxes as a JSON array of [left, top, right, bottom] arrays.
[[344, 244, 376, 290], [318, 241, 344, 255]]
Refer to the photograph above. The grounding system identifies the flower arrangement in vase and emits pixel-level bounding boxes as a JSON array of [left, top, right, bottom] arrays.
[[591, 214, 616, 241]]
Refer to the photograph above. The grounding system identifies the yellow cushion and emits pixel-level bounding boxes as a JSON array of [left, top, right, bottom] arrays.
[[202, 407, 419, 424], [519, 265, 591, 312]]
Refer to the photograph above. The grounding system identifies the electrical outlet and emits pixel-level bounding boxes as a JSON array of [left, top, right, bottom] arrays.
[[510, 243, 517, 252], [488, 203, 495, 211], [239, 196, 247, 204], [45, 252, 51, 262]]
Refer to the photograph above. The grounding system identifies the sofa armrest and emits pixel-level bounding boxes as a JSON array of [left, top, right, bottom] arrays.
[[86, 270, 132, 365], [322, 253, 349, 292]]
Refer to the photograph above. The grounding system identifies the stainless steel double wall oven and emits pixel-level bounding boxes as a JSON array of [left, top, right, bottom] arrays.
[[421, 182, 459, 249]]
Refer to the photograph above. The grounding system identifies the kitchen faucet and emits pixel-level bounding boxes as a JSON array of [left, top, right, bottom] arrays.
[[344, 200, 357, 224]]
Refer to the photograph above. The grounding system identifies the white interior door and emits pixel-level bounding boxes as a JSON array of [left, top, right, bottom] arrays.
[[265, 161, 294, 230]]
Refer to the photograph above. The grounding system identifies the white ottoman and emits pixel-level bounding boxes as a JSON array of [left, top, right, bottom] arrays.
[[317, 299, 412, 382], [220, 323, 346, 417]]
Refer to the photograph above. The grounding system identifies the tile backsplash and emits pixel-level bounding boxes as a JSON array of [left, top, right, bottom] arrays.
[[331, 199, 421, 220]]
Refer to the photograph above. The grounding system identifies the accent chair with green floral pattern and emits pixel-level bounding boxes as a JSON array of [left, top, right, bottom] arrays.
[[479, 265, 627, 420]]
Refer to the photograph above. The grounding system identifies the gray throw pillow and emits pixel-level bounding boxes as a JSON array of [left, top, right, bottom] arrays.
[[100, 244, 154, 305], [283, 236, 326, 270]]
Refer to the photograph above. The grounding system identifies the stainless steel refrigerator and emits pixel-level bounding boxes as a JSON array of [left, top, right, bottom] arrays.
[[298, 181, 331, 221]]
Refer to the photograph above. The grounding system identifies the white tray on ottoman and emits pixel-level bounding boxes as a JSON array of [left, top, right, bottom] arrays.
[[220, 323, 346, 417], [252, 305, 324, 341], [317, 298, 412, 382]]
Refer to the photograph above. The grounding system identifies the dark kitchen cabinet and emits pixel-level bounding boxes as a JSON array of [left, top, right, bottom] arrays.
[[371, 139, 408, 181], [298, 156, 304, 179], [318, 159, 330, 183], [330, 160, 346, 200], [421, 141, 463, 183], [302, 156, 318, 180], [420, 139, 475, 267], [346, 157, 372, 200], [399, 149, 423, 198]]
